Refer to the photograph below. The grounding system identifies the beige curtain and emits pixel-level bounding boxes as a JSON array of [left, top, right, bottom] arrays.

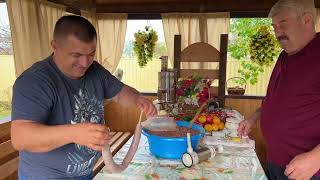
[[162, 13, 230, 66], [7, 0, 65, 77], [162, 13, 201, 65], [316, 8, 320, 32], [206, 12, 230, 50], [95, 14, 127, 72]]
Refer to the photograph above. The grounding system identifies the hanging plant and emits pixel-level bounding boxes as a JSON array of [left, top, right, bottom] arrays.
[[133, 26, 158, 67], [249, 25, 280, 66]]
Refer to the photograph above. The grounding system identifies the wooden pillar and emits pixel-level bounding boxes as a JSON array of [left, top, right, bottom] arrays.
[[174, 34, 181, 78], [218, 34, 228, 107]]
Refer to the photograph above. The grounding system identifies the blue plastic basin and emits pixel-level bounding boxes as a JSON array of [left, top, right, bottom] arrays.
[[142, 121, 205, 159]]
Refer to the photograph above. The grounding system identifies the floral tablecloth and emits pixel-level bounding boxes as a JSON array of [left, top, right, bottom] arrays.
[[94, 135, 267, 180]]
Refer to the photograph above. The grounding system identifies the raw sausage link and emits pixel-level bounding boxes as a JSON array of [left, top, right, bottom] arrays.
[[102, 113, 143, 173]]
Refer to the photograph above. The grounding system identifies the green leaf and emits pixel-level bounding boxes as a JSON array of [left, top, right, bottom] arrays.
[[144, 174, 152, 180]]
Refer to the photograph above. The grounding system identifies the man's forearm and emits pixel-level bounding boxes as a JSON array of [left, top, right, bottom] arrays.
[[248, 107, 261, 124], [11, 120, 74, 153], [311, 145, 320, 161], [113, 85, 140, 107]]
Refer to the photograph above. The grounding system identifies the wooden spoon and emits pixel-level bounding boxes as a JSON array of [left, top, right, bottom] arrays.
[[188, 101, 208, 128]]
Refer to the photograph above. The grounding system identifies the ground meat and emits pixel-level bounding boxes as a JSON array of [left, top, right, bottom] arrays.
[[148, 126, 200, 137]]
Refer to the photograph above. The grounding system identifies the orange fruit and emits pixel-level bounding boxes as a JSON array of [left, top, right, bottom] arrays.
[[204, 124, 213, 132], [212, 124, 219, 131], [218, 122, 225, 130], [212, 116, 221, 124]]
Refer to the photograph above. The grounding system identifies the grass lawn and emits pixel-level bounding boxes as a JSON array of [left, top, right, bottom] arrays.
[[0, 110, 11, 119]]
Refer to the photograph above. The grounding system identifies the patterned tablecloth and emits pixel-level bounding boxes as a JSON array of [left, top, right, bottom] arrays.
[[94, 135, 267, 180]]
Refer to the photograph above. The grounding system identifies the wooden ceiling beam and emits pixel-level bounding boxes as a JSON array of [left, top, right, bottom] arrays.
[[96, 2, 201, 14], [95, 2, 273, 16], [35, 0, 320, 16], [94, 0, 320, 14]]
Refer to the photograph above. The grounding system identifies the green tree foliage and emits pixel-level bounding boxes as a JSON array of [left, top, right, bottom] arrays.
[[228, 18, 280, 86], [0, 24, 12, 55], [153, 41, 167, 58], [229, 18, 272, 59]]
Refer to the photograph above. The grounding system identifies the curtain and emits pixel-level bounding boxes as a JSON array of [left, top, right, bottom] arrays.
[[316, 8, 320, 32], [206, 12, 230, 50], [162, 12, 230, 67], [95, 13, 127, 73], [6, 0, 65, 77], [162, 13, 201, 65]]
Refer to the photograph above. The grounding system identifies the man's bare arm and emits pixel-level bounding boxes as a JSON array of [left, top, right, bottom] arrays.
[[111, 85, 157, 116], [11, 120, 109, 153], [112, 85, 139, 107]]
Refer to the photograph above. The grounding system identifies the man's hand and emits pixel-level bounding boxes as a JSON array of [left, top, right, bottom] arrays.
[[71, 123, 111, 151], [136, 96, 157, 117], [237, 119, 255, 137], [284, 150, 320, 180]]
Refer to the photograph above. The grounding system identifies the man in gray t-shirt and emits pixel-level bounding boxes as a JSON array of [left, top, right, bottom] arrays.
[[11, 15, 156, 180]]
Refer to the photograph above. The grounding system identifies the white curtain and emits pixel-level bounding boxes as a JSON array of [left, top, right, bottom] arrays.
[[206, 12, 230, 50], [6, 0, 66, 77], [7, 0, 126, 75], [96, 13, 127, 73], [162, 13, 201, 65], [162, 13, 230, 66]]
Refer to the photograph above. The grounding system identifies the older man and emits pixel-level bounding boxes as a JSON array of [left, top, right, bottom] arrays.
[[238, 0, 320, 179], [11, 15, 156, 180]]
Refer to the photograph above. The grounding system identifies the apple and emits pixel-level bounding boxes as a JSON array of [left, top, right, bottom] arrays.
[[198, 114, 207, 124], [206, 114, 213, 123]]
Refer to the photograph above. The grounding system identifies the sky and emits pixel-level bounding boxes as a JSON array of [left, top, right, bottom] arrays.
[[126, 20, 165, 42], [0, 3, 9, 26]]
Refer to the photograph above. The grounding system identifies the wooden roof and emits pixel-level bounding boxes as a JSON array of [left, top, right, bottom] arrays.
[[48, 0, 320, 16]]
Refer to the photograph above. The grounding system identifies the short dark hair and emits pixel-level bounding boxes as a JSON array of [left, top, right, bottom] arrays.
[[53, 15, 97, 43]]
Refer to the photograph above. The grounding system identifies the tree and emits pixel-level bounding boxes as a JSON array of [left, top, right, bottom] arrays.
[[153, 41, 167, 58], [229, 18, 272, 59], [0, 24, 12, 55], [228, 18, 280, 86]]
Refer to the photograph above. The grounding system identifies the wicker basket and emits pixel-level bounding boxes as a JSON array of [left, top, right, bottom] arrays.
[[226, 77, 246, 95], [180, 104, 199, 114]]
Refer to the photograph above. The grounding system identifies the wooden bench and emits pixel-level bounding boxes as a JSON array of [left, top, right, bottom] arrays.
[[0, 121, 132, 179], [0, 122, 18, 180]]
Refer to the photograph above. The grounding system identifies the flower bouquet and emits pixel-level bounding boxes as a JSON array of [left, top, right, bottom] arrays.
[[175, 74, 212, 113]]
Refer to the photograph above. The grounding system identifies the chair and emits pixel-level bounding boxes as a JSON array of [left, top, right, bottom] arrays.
[[174, 34, 228, 107]]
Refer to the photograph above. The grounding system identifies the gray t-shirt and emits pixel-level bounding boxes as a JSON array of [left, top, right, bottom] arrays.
[[12, 55, 124, 179]]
